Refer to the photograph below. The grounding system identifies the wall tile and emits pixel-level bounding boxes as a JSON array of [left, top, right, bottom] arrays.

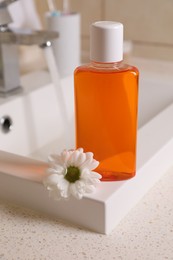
[[34, 0, 49, 27], [70, 0, 103, 60], [104, 0, 173, 45], [70, 0, 103, 36], [133, 43, 173, 61]]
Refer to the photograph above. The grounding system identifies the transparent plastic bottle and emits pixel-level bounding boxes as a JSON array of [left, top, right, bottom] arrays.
[[74, 21, 139, 181]]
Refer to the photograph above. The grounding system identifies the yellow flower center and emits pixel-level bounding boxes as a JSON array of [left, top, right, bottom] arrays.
[[65, 166, 80, 183]]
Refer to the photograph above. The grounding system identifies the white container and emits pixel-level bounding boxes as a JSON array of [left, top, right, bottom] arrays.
[[45, 12, 81, 78]]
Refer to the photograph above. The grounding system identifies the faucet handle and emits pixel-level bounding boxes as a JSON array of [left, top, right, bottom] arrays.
[[0, 0, 17, 8]]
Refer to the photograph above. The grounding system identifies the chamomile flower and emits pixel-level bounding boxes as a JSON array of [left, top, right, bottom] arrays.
[[43, 148, 101, 200]]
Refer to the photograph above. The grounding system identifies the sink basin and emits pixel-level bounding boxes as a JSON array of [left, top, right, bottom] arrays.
[[0, 71, 75, 158], [1, 57, 173, 234], [1, 57, 173, 159]]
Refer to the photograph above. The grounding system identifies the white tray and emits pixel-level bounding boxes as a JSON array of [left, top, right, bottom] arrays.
[[0, 103, 173, 234]]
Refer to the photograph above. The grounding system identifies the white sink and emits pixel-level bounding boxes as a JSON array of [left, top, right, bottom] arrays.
[[0, 71, 75, 158], [1, 57, 173, 158], [1, 57, 173, 234], [1, 57, 173, 159]]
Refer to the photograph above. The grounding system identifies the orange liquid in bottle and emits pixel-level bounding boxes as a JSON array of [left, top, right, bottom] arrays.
[[74, 62, 139, 181]]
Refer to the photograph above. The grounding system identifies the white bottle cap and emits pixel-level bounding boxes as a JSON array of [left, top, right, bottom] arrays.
[[90, 21, 123, 63]]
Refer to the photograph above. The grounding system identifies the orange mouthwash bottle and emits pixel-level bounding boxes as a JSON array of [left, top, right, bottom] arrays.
[[74, 21, 139, 181]]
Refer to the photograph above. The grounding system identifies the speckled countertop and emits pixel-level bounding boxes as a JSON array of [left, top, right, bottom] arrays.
[[0, 166, 173, 260]]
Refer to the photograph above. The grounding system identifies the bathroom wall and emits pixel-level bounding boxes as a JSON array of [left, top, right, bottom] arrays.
[[35, 0, 173, 61]]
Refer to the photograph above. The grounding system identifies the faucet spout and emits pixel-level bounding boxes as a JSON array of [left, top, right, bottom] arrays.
[[0, 28, 58, 46]]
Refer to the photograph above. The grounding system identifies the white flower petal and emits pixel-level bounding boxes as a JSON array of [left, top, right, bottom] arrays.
[[75, 152, 86, 166], [43, 173, 62, 188], [48, 165, 65, 175], [85, 152, 94, 159], [79, 158, 99, 171], [90, 171, 102, 180], [44, 174, 70, 200], [79, 151, 98, 170], [88, 159, 99, 170], [48, 154, 62, 165], [57, 178, 69, 191], [84, 184, 96, 193], [70, 183, 84, 200], [75, 180, 85, 193], [76, 193, 83, 200], [81, 169, 102, 185], [77, 148, 84, 153], [60, 186, 70, 199], [49, 189, 62, 200], [69, 183, 77, 195], [60, 181, 70, 199], [60, 149, 72, 164], [66, 150, 80, 167]]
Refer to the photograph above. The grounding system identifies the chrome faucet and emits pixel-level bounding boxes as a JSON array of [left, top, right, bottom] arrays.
[[0, 0, 58, 95]]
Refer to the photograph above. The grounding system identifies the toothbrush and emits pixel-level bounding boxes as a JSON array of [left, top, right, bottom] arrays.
[[63, 0, 70, 14], [0, 150, 47, 183], [47, 0, 60, 16]]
